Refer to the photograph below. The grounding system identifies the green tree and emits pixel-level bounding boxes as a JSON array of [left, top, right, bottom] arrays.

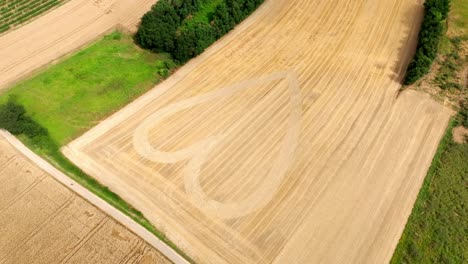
[[0, 98, 47, 137], [135, 0, 181, 52], [213, 2, 235, 36], [135, 0, 265, 62], [174, 23, 216, 62]]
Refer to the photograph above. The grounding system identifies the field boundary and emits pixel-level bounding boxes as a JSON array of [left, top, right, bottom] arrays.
[[0, 130, 189, 264], [65, 0, 268, 151]]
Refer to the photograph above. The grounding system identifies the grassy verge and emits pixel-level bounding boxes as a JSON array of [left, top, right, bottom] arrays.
[[0, 31, 176, 145], [0, 31, 193, 262], [391, 118, 467, 263]]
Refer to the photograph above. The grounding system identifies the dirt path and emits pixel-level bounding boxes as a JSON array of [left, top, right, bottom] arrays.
[[0, 0, 156, 91], [63, 0, 453, 263], [0, 130, 188, 264]]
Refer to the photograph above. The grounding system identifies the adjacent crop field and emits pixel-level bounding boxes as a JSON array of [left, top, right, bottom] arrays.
[[64, 0, 453, 263], [0, 0, 66, 34], [0, 134, 170, 264], [0, 0, 157, 90]]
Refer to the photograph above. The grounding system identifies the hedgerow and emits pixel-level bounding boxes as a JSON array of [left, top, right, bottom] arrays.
[[135, 0, 265, 63], [404, 0, 451, 85]]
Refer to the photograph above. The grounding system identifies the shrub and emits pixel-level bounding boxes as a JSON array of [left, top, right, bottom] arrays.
[[173, 22, 217, 62], [0, 97, 47, 138], [135, 0, 181, 52], [460, 101, 468, 128], [136, 0, 265, 63]]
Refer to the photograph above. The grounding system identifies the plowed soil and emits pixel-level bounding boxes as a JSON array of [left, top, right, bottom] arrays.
[[64, 0, 453, 263], [0, 135, 170, 264]]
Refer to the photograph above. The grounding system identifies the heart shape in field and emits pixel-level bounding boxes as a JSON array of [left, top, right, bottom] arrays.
[[133, 70, 303, 219]]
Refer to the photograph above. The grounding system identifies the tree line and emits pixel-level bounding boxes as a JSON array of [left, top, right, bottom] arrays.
[[135, 0, 264, 63], [404, 0, 451, 85]]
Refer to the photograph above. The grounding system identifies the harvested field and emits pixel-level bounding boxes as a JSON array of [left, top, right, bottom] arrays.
[[64, 0, 453, 263], [0, 134, 170, 264], [0, 0, 67, 34], [0, 0, 156, 90]]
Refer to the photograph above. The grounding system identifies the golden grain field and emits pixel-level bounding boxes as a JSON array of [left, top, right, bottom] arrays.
[[64, 0, 453, 263], [0, 135, 170, 264]]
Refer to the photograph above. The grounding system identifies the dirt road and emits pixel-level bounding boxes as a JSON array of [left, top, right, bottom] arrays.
[[0, 132, 171, 264], [64, 0, 453, 263], [0, 0, 156, 90]]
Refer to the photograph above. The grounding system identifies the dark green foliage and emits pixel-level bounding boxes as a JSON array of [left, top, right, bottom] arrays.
[[225, 0, 243, 23], [174, 22, 216, 62], [212, 2, 234, 36], [173, 0, 204, 19], [404, 0, 451, 85], [214, 0, 264, 30], [135, 0, 181, 52], [425, 0, 451, 20], [0, 97, 47, 138], [136, 0, 265, 62]]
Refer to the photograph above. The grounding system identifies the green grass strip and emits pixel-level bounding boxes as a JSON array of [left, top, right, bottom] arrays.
[[391, 118, 468, 263]]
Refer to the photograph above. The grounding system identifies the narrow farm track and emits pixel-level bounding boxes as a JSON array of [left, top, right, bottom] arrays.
[[0, 0, 156, 90], [0, 133, 171, 264], [63, 0, 452, 263]]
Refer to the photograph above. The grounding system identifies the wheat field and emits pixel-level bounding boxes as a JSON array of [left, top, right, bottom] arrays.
[[0, 135, 170, 263], [64, 0, 453, 263]]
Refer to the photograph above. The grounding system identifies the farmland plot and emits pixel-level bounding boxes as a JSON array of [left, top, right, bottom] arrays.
[[0, 134, 170, 264], [0, 0, 157, 90], [64, 0, 453, 263]]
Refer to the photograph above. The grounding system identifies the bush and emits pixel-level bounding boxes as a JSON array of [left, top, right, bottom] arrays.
[[173, 22, 216, 62], [404, 0, 451, 85], [0, 97, 47, 138], [135, 0, 181, 52], [174, 0, 203, 19]]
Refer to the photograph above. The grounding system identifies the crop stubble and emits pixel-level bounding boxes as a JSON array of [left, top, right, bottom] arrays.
[[0, 135, 170, 263], [64, 0, 453, 263]]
